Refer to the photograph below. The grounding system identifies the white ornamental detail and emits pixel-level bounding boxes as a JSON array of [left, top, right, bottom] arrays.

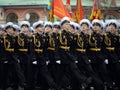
[[25, 13, 30, 20]]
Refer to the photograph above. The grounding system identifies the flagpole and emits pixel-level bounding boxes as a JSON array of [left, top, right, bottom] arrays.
[[52, 0, 54, 22], [49, 0, 53, 22], [78, 0, 80, 22]]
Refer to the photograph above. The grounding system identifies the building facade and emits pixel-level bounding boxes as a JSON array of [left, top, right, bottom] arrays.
[[0, 0, 120, 24]]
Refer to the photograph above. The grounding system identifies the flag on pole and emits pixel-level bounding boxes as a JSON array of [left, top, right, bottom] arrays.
[[47, 0, 52, 10], [47, 0, 53, 21], [48, 0, 72, 22], [74, 0, 84, 23], [90, 0, 101, 21], [66, 0, 70, 5]]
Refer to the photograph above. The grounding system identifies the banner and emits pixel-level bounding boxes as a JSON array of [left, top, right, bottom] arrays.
[[74, 0, 84, 23], [90, 0, 101, 21]]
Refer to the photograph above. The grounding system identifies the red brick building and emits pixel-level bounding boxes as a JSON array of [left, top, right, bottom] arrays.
[[0, 0, 120, 24]]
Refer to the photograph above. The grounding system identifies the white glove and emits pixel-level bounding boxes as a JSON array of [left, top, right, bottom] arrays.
[[56, 60, 61, 64], [46, 60, 50, 65], [105, 59, 109, 64], [75, 61, 78, 63], [4, 61, 8, 63], [17, 59, 20, 63], [89, 60, 91, 63], [118, 60, 120, 62], [32, 61, 37, 65]]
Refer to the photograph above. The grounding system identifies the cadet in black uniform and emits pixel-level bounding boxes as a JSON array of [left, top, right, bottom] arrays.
[[58, 17, 92, 90], [33, 21, 57, 90], [17, 21, 34, 90], [45, 22, 61, 86], [0, 25, 6, 89], [12, 24, 26, 90], [74, 19, 103, 90], [88, 19, 113, 90], [1, 22, 25, 90], [104, 20, 120, 88], [117, 24, 120, 59]]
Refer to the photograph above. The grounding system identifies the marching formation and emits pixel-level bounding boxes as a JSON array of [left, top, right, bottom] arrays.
[[0, 17, 120, 90]]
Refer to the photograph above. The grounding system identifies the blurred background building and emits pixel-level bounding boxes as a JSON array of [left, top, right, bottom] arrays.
[[0, 0, 120, 24]]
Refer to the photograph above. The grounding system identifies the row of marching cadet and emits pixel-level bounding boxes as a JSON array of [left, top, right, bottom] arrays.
[[0, 17, 120, 90]]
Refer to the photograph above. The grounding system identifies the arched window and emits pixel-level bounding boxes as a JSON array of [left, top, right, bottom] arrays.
[[26, 13, 39, 25], [6, 13, 18, 23], [104, 14, 117, 19]]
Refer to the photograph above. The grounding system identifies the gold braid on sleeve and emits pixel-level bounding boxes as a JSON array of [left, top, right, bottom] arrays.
[[104, 33, 111, 46], [33, 35, 41, 48], [49, 34, 55, 47], [89, 34, 97, 47], [18, 36, 24, 47], [4, 36, 10, 49], [77, 34, 83, 48], [59, 31, 67, 45]]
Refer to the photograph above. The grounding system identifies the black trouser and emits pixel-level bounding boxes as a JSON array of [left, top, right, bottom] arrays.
[[12, 60, 25, 87], [59, 49, 89, 89], [47, 50, 62, 86], [36, 53, 57, 90], [106, 52, 120, 86], [18, 52, 33, 90], [9, 60, 25, 90], [1, 62, 9, 90], [0, 58, 2, 89], [0, 55, 7, 89], [77, 53, 103, 86], [88, 51, 113, 86], [1, 52, 25, 89]]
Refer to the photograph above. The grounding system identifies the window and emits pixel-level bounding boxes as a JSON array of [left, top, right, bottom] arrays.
[[104, 14, 117, 19], [27, 13, 39, 25], [6, 13, 18, 23]]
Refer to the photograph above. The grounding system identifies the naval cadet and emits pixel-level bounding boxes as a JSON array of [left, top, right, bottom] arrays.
[[104, 20, 120, 89], [58, 17, 92, 90], [88, 19, 113, 90]]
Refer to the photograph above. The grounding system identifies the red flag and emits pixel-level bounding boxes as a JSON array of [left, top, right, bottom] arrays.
[[90, 0, 101, 21], [74, 0, 84, 23], [49, 0, 72, 21], [66, 0, 70, 5]]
